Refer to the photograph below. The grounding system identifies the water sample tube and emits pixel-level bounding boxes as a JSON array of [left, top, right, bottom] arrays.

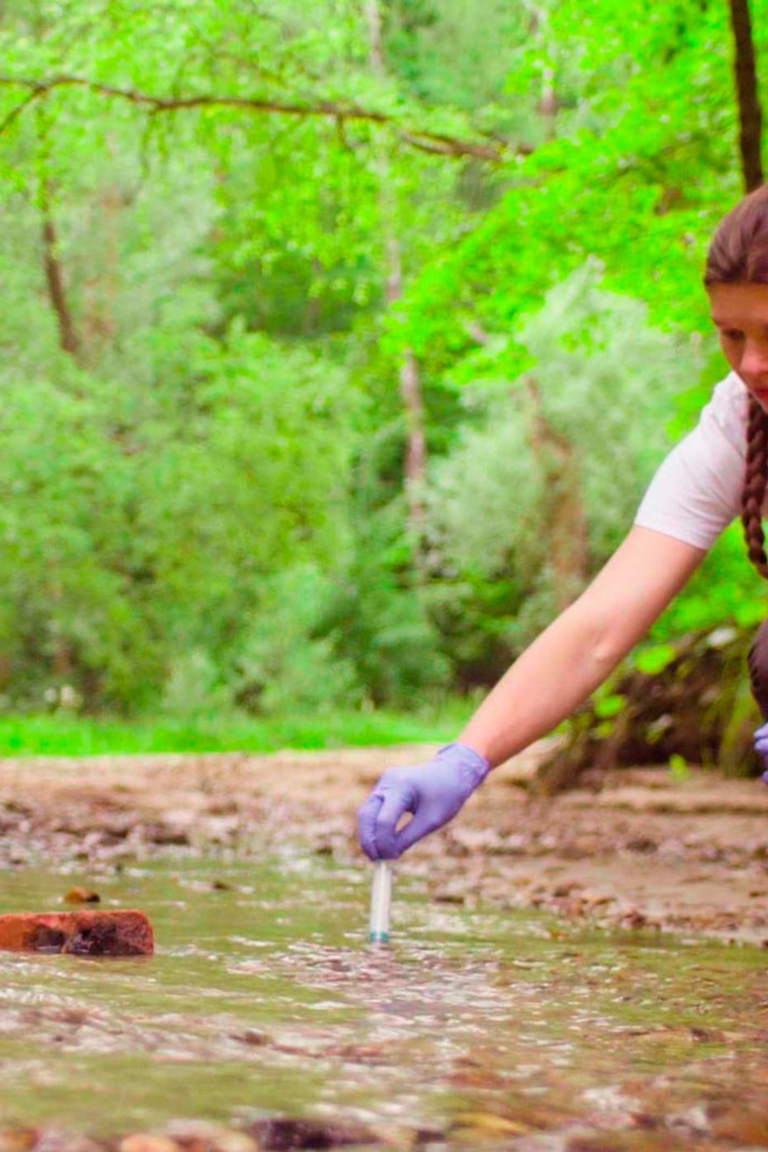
[[369, 860, 393, 944]]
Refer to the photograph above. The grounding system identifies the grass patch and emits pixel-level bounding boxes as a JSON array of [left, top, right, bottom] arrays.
[[0, 702, 477, 757]]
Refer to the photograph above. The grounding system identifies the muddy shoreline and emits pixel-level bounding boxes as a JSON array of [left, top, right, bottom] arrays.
[[2, 742, 768, 946]]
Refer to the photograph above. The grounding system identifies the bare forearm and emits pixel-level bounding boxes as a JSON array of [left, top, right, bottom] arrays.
[[459, 527, 705, 767], [459, 603, 629, 766]]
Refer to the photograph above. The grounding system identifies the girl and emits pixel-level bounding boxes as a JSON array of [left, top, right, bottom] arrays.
[[359, 184, 768, 862]]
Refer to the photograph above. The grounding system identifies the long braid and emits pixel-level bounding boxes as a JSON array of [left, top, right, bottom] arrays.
[[741, 394, 768, 581], [743, 396, 768, 717]]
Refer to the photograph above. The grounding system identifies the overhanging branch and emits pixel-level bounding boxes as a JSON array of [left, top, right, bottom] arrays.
[[0, 73, 523, 162]]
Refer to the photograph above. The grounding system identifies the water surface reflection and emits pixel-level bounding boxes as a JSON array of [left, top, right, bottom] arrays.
[[0, 856, 766, 1148]]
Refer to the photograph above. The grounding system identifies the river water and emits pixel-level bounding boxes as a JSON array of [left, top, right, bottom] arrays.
[[1, 854, 767, 1149]]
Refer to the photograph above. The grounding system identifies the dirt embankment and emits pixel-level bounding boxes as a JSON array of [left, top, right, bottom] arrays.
[[2, 742, 768, 945]]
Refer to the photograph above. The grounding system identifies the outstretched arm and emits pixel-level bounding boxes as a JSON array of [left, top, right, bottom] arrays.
[[359, 525, 706, 859], [460, 525, 707, 766]]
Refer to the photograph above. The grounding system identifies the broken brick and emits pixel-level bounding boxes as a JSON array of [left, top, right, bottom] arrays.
[[0, 910, 154, 956]]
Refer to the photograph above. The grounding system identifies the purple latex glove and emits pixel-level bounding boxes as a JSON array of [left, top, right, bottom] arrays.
[[357, 742, 491, 860], [754, 722, 768, 785]]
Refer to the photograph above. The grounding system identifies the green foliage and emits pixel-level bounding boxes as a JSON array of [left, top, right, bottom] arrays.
[[594, 694, 626, 721], [0, 0, 762, 748], [324, 507, 452, 707], [668, 753, 690, 781], [0, 702, 475, 756], [232, 565, 363, 715], [424, 264, 699, 663], [384, 0, 537, 138], [650, 522, 768, 640], [633, 644, 678, 676], [0, 321, 361, 711], [161, 650, 231, 718], [0, 364, 161, 710]]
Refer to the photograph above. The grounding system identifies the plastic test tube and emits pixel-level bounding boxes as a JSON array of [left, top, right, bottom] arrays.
[[369, 860, 393, 944]]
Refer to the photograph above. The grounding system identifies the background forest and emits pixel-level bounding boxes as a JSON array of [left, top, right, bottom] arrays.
[[0, 0, 766, 761]]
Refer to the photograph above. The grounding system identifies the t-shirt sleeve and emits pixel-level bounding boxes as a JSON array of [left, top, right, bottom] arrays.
[[633, 372, 748, 551]]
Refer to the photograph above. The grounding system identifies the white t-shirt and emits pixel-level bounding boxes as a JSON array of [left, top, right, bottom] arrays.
[[634, 371, 749, 550]]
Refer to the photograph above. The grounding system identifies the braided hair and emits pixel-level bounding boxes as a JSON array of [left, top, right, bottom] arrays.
[[742, 395, 768, 580], [705, 186, 768, 582]]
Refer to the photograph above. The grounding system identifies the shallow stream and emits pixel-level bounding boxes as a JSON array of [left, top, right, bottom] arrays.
[[1, 854, 768, 1149]]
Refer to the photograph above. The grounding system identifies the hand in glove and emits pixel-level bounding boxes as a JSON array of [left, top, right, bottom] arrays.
[[749, 620, 768, 785], [357, 742, 491, 860], [754, 722, 768, 785]]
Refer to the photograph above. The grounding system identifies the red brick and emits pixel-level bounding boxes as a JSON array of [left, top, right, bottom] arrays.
[[0, 910, 154, 956]]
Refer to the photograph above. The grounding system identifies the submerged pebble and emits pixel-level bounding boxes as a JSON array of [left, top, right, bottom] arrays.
[[244, 1119, 377, 1150], [63, 889, 100, 905]]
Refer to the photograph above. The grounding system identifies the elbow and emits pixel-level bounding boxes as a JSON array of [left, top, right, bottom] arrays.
[[573, 605, 639, 681], [590, 633, 630, 679]]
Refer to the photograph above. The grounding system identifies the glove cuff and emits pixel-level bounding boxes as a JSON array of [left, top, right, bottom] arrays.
[[438, 741, 491, 791]]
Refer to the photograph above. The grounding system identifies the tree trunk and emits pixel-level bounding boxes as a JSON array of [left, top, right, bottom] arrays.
[[526, 378, 590, 609], [48, 574, 74, 684], [528, 4, 558, 140], [82, 181, 121, 351], [365, 0, 427, 531], [729, 0, 764, 192], [401, 348, 426, 496], [40, 177, 81, 360], [366, 0, 386, 74]]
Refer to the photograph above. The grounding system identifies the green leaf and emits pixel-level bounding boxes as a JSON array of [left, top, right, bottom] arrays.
[[668, 753, 690, 781], [594, 693, 626, 720], [634, 644, 678, 676]]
